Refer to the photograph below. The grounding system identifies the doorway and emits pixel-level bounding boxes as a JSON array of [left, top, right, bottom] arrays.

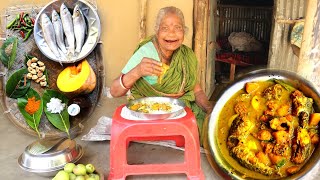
[[214, 0, 274, 83]]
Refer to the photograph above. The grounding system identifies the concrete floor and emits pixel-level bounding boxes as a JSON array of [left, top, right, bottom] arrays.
[[1, 85, 320, 180], [0, 94, 222, 180]]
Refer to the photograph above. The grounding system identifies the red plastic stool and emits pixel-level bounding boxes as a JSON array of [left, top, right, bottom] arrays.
[[108, 104, 204, 180]]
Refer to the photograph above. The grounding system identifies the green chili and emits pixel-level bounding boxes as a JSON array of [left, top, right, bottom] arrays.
[[12, 26, 30, 31], [6, 14, 20, 29], [6, 19, 17, 29], [24, 16, 30, 25], [23, 29, 33, 41], [23, 14, 33, 26]]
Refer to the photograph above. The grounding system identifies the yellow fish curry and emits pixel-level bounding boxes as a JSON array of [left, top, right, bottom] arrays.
[[217, 79, 320, 178]]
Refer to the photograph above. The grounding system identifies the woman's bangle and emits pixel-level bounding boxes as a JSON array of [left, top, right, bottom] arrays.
[[119, 74, 130, 90]]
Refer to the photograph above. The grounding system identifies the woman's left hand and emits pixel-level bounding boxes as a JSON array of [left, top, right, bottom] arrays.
[[194, 84, 213, 114]]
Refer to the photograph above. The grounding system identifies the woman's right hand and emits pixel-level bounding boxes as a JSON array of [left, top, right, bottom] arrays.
[[135, 57, 163, 77]]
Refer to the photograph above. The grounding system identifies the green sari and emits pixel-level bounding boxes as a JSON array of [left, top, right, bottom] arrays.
[[130, 36, 206, 143]]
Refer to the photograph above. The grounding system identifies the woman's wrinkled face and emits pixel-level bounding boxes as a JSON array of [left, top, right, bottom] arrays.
[[156, 12, 184, 52]]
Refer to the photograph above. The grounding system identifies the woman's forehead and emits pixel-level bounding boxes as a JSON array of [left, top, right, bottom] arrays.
[[160, 13, 183, 25]]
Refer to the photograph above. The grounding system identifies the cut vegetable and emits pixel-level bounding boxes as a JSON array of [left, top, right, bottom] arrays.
[[251, 95, 260, 110], [309, 113, 320, 126], [245, 82, 259, 94], [277, 104, 291, 116], [57, 59, 96, 94]]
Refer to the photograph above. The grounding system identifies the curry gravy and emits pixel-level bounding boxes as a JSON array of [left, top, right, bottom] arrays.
[[217, 80, 316, 178]]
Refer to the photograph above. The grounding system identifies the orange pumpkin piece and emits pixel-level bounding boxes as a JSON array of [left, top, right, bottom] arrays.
[[268, 153, 286, 167], [277, 104, 291, 116], [311, 133, 319, 144], [256, 151, 271, 166], [57, 59, 96, 95], [286, 166, 300, 174], [309, 113, 320, 126]]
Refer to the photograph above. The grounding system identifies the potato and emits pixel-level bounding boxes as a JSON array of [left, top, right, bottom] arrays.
[[245, 82, 259, 94], [251, 95, 260, 110]]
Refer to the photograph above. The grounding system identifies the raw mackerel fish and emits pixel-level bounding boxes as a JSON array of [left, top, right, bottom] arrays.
[[73, 4, 87, 54], [60, 3, 75, 55], [41, 13, 61, 58], [52, 10, 67, 54]]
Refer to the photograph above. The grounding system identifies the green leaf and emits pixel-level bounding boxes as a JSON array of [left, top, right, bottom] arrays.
[[0, 37, 18, 69], [17, 88, 42, 138], [42, 89, 70, 137], [5, 68, 31, 98]]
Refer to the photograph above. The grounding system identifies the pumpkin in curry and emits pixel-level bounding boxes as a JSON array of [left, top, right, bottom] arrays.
[[217, 79, 320, 177]]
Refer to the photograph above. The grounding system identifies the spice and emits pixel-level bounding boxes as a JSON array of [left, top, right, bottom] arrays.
[[46, 97, 65, 114], [25, 96, 41, 115]]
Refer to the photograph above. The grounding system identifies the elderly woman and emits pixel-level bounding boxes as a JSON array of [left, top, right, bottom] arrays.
[[110, 6, 212, 143]]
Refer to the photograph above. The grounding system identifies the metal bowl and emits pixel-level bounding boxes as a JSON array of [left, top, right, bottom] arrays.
[[207, 69, 320, 179], [18, 139, 83, 177], [34, 0, 101, 63], [126, 97, 186, 120]]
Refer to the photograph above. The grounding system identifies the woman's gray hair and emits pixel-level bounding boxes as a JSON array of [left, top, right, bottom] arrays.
[[154, 6, 188, 33]]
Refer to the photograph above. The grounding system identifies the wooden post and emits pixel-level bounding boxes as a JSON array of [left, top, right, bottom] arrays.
[[193, 0, 209, 91], [205, 0, 217, 97], [297, 0, 320, 89], [229, 63, 235, 81], [139, 0, 147, 42]]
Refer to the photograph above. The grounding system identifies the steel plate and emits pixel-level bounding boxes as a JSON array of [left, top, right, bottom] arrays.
[[207, 69, 320, 179], [126, 97, 186, 120], [34, 0, 101, 63]]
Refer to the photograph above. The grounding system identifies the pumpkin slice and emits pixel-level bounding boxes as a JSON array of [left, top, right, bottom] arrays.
[[57, 59, 96, 94]]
